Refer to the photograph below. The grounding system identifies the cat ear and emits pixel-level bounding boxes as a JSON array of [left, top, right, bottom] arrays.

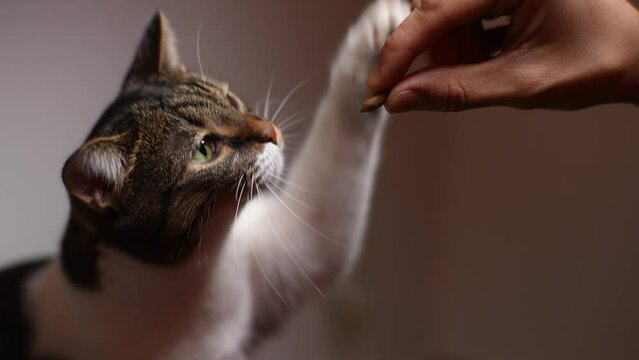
[[122, 11, 184, 90], [62, 136, 128, 212]]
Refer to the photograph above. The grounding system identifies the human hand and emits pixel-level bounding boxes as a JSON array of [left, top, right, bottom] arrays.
[[366, 0, 639, 112]]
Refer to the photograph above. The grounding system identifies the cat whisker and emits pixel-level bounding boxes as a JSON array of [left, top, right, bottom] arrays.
[[271, 77, 312, 123], [250, 240, 289, 307], [263, 182, 341, 246], [282, 132, 303, 144], [280, 132, 303, 147], [266, 179, 319, 213], [264, 74, 276, 119], [235, 174, 246, 201], [256, 187, 323, 297], [232, 178, 246, 271], [253, 100, 264, 118], [275, 110, 311, 128], [278, 115, 311, 132], [246, 183, 288, 307], [249, 175, 255, 202], [279, 120, 307, 133], [282, 133, 302, 143], [196, 21, 205, 78], [269, 174, 321, 195]]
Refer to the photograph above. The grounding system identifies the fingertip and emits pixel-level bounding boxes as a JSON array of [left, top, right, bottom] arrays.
[[383, 102, 403, 114], [365, 66, 383, 94], [386, 89, 423, 113]]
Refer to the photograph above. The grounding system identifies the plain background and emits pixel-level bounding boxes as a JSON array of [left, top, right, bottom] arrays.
[[1, 1, 639, 359]]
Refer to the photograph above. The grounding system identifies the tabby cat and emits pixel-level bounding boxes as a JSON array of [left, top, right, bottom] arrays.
[[0, 0, 410, 359]]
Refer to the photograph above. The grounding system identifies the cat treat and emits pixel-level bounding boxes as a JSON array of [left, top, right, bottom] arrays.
[[360, 91, 389, 112]]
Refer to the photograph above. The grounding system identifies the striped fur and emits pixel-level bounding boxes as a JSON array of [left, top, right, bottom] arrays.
[[60, 16, 284, 277]]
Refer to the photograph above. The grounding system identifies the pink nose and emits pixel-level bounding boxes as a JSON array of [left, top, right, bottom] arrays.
[[265, 123, 282, 146], [247, 115, 283, 146]]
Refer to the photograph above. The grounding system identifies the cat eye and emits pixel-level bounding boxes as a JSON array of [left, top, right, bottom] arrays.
[[192, 139, 217, 163]]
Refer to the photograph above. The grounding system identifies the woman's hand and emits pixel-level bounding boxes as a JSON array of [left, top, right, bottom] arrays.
[[367, 0, 639, 112]]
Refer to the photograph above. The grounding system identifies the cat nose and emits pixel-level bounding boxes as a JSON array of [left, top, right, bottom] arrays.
[[247, 115, 282, 146], [265, 124, 282, 146]]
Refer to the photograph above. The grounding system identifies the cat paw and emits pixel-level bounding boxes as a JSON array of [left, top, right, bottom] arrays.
[[331, 0, 410, 94]]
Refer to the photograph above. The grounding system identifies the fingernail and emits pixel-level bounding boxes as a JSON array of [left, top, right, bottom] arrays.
[[388, 90, 423, 112]]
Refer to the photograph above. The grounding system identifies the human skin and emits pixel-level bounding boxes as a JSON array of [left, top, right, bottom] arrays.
[[367, 0, 639, 112]]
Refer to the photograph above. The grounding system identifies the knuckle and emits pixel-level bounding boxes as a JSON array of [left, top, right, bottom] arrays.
[[383, 30, 402, 53], [446, 78, 468, 112], [383, 26, 419, 58], [383, 28, 408, 55]]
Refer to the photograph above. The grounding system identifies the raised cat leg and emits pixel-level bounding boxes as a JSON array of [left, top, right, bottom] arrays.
[[233, 0, 411, 335]]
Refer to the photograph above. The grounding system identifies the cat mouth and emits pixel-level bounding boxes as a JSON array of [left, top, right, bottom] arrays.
[[246, 143, 284, 187], [225, 123, 284, 207]]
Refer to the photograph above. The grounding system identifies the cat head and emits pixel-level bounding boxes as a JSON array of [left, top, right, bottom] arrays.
[[61, 12, 283, 265]]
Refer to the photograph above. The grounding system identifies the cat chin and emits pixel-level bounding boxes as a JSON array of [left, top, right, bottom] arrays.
[[251, 143, 285, 187]]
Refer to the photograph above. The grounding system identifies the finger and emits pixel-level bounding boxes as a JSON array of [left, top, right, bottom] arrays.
[[485, 0, 520, 18], [427, 21, 487, 66], [385, 55, 526, 112], [366, 0, 518, 94]]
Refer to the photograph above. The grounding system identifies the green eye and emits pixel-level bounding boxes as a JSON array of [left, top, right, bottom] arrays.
[[192, 140, 215, 162]]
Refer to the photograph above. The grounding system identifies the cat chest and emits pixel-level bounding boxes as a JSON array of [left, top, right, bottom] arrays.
[[26, 261, 252, 360]]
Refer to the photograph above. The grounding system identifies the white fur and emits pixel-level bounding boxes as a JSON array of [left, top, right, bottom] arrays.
[[252, 143, 284, 186], [27, 1, 410, 359], [80, 145, 126, 185]]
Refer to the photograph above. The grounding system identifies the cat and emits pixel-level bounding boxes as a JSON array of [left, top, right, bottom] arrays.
[[0, 0, 410, 359]]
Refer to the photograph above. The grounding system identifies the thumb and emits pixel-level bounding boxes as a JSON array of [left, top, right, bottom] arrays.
[[385, 57, 528, 112]]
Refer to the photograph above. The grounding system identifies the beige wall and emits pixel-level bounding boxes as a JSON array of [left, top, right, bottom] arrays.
[[1, 1, 638, 359]]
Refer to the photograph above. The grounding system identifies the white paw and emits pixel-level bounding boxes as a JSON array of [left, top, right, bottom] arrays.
[[331, 0, 411, 91]]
